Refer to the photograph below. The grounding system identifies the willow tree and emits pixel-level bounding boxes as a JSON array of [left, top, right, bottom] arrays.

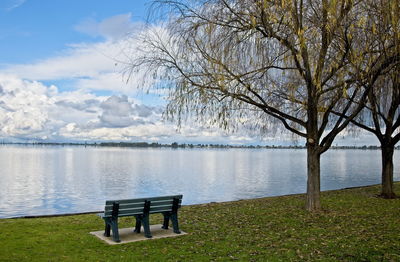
[[355, 66, 400, 199], [339, 0, 400, 198], [130, 0, 385, 211]]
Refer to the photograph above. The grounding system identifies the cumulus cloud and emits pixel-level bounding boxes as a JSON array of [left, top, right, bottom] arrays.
[[89, 95, 160, 129], [55, 98, 100, 112], [0, 75, 138, 141], [99, 95, 137, 127], [134, 104, 156, 118], [0, 75, 54, 139]]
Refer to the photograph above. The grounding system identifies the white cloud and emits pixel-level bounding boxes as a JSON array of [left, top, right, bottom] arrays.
[[98, 95, 148, 127], [0, 74, 54, 139], [0, 74, 149, 141], [3, 41, 120, 81]]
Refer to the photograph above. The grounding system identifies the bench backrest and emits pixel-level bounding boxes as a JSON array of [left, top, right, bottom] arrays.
[[103, 195, 183, 218]]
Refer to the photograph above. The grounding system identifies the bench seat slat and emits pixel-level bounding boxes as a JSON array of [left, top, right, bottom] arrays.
[[116, 209, 177, 217], [104, 204, 182, 217]]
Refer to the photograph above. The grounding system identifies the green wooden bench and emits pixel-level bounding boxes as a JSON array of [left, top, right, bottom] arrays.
[[98, 195, 183, 242]]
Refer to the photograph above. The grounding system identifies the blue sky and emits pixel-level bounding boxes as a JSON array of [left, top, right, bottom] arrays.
[[0, 0, 148, 63], [0, 0, 378, 145]]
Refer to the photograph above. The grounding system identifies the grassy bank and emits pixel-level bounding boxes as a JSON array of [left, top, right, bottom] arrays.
[[1, 183, 399, 261]]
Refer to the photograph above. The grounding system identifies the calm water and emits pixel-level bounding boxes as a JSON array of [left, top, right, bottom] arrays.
[[0, 145, 399, 218]]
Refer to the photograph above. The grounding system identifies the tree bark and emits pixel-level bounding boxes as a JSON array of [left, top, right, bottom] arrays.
[[306, 142, 321, 211], [380, 143, 397, 198]]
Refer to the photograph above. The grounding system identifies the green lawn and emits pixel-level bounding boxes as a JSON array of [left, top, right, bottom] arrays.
[[1, 183, 399, 261]]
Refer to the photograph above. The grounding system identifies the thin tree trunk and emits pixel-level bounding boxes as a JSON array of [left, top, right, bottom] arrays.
[[306, 143, 321, 211], [380, 144, 396, 198]]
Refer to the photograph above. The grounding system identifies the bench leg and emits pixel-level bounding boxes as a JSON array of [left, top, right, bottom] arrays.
[[171, 212, 181, 234], [142, 214, 152, 238], [103, 218, 120, 242], [134, 215, 142, 233], [162, 212, 170, 229], [133, 215, 151, 238], [110, 218, 121, 243], [104, 221, 111, 237]]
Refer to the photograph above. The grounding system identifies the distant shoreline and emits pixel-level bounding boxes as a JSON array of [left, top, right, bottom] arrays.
[[0, 141, 397, 150]]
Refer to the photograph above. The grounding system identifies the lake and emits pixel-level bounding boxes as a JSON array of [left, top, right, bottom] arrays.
[[0, 145, 399, 218]]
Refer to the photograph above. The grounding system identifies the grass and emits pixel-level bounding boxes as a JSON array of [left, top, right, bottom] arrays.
[[1, 183, 399, 262]]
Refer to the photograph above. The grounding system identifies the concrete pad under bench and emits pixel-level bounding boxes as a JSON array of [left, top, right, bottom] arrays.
[[90, 224, 187, 245]]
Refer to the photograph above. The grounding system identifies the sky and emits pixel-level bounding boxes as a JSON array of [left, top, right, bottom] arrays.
[[0, 0, 378, 145]]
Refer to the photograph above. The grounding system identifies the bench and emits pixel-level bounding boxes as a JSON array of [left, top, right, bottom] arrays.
[[98, 195, 183, 242]]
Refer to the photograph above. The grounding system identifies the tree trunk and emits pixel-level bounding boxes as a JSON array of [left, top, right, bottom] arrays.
[[380, 144, 396, 198], [306, 143, 321, 211]]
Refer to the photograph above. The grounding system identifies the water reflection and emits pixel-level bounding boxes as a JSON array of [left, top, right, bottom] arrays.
[[0, 145, 398, 218]]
